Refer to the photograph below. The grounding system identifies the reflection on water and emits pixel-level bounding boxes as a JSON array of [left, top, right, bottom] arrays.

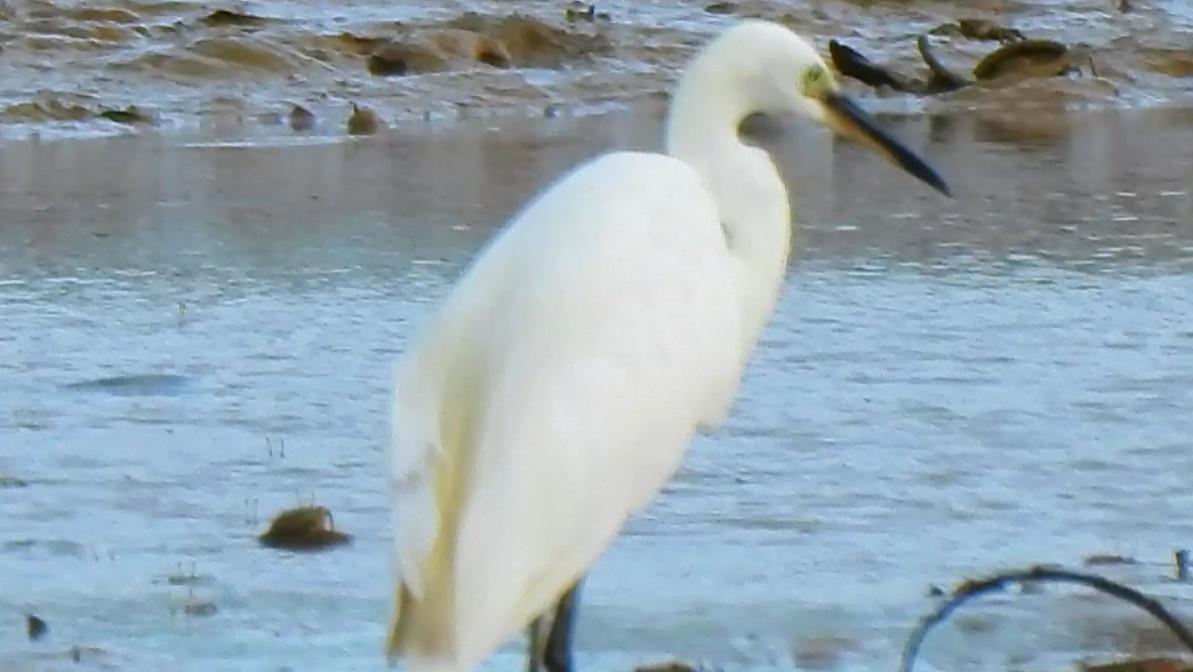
[[1, 107, 1192, 671]]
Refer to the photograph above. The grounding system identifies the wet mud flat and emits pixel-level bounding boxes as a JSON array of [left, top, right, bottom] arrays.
[[2, 102, 1193, 670], [1, 0, 1193, 138]]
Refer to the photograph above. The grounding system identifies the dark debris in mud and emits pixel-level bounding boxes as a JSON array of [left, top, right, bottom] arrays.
[[830, 18, 1088, 97], [829, 39, 913, 91], [901, 565, 1193, 672]]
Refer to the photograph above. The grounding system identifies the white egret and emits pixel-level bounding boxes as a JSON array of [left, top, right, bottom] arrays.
[[386, 19, 949, 672]]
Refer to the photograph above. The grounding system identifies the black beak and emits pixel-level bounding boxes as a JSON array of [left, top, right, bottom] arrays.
[[822, 93, 952, 197]]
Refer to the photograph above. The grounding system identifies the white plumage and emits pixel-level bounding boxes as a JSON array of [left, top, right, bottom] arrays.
[[385, 19, 947, 672]]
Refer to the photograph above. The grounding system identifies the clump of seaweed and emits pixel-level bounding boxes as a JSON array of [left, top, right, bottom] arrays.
[[258, 505, 351, 551]]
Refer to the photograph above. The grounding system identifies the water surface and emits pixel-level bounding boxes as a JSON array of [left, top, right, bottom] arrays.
[[2, 108, 1193, 671]]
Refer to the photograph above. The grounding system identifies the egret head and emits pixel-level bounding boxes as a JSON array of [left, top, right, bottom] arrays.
[[686, 21, 951, 196]]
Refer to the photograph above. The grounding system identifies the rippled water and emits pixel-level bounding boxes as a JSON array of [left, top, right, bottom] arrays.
[[2, 107, 1193, 671]]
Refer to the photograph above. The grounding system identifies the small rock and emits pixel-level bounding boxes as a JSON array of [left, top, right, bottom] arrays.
[[705, 1, 736, 14], [26, 614, 47, 641], [288, 104, 315, 131], [259, 505, 351, 551], [201, 9, 269, 27], [98, 106, 153, 125], [367, 45, 410, 76], [346, 103, 381, 135]]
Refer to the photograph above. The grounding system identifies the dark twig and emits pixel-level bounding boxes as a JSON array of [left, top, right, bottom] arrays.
[[899, 565, 1193, 672]]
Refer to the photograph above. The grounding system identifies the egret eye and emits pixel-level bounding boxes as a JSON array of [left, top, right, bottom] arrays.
[[802, 65, 828, 97]]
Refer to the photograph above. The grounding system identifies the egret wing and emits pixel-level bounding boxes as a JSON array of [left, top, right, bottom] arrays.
[[389, 151, 747, 666]]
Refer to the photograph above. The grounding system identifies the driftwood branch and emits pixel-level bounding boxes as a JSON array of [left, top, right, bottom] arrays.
[[899, 565, 1193, 672]]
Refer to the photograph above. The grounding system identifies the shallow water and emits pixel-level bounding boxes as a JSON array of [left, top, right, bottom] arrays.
[[2, 107, 1193, 671], [3, 0, 1193, 139]]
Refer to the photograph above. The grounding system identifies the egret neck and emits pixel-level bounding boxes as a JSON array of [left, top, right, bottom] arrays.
[[665, 55, 794, 356]]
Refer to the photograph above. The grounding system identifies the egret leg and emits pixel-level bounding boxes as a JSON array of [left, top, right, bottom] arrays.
[[526, 613, 551, 672], [525, 579, 583, 672], [543, 580, 582, 672]]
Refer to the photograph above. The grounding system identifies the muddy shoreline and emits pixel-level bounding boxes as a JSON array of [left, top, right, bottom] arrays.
[[2, 0, 1193, 141]]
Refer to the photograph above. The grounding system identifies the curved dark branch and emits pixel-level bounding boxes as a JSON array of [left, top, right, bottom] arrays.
[[899, 565, 1193, 672]]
